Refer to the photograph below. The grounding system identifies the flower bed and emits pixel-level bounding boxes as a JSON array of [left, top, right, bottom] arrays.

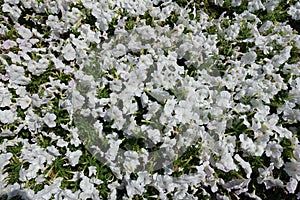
[[1, 0, 300, 199]]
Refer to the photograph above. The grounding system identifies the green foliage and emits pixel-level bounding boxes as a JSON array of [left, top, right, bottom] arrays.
[[288, 45, 300, 64], [218, 37, 234, 56], [25, 69, 52, 94], [125, 16, 137, 30], [280, 137, 295, 161], [5, 156, 23, 185], [97, 85, 111, 99], [73, 114, 99, 147], [172, 142, 202, 177], [254, 1, 290, 23], [120, 137, 145, 152], [237, 21, 254, 40], [37, 134, 53, 149], [45, 156, 73, 184], [157, 11, 179, 28], [6, 142, 23, 156], [140, 11, 155, 27]]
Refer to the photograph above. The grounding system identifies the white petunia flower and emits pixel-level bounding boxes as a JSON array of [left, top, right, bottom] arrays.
[[6, 64, 30, 85], [0, 109, 16, 124], [1, 129, 14, 137], [66, 149, 82, 167], [258, 20, 274, 33], [272, 46, 292, 68], [6, 52, 21, 63], [0, 84, 12, 107], [67, 127, 82, 147], [113, 43, 126, 58], [225, 23, 240, 40], [17, 95, 31, 109], [88, 166, 97, 177], [149, 6, 161, 18], [17, 25, 32, 39], [90, 177, 103, 186], [124, 151, 140, 172], [46, 145, 61, 157], [212, 0, 224, 6], [222, 178, 250, 194], [107, 181, 121, 199], [163, 98, 176, 116], [125, 172, 151, 196], [147, 129, 161, 144], [239, 134, 256, 154], [35, 178, 62, 199], [56, 139, 69, 148], [241, 51, 257, 65], [286, 178, 298, 194], [125, 176, 145, 197], [30, 93, 44, 107], [263, 0, 279, 13], [2, 39, 17, 49], [153, 174, 176, 194], [2, 4, 21, 21], [263, 176, 284, 190], [284, 160, 300, 181], [27, 57, 49, 75], [247, 0, 265, 12], [216, 91, 232, 108], [54, 189, 80, 200], [136, 25, 156, 41], [80, 176, 94, 191], [71, 90, 85, 110], [24, 108, 42, 132], [43, 113, 57, 128], [288, 2, 300, 20], [64, 7, 82, 25], [19, 163, 40, 181], [15, 86, 27, 97], [265, 141, 283, 158], [0, 153, 13, 171], [35, 174, 46, 184], [62, 43, 76, 61], [46, 15, 65, 33], [217, 194, 230, 200], [105, 139, 122, 161], [257, 163, 274, 184], [79, 176, 100, 200], [234, 154, 252, 178], [231, 0, 242, 7], [215, 153, 238, 172]]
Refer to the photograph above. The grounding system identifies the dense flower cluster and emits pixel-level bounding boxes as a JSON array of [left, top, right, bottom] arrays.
[[1, 0, 300, 199]]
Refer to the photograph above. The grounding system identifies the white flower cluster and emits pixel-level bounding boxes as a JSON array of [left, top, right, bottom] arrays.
[[0, 0, 300, 199], [288, 1, 300, 20]]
